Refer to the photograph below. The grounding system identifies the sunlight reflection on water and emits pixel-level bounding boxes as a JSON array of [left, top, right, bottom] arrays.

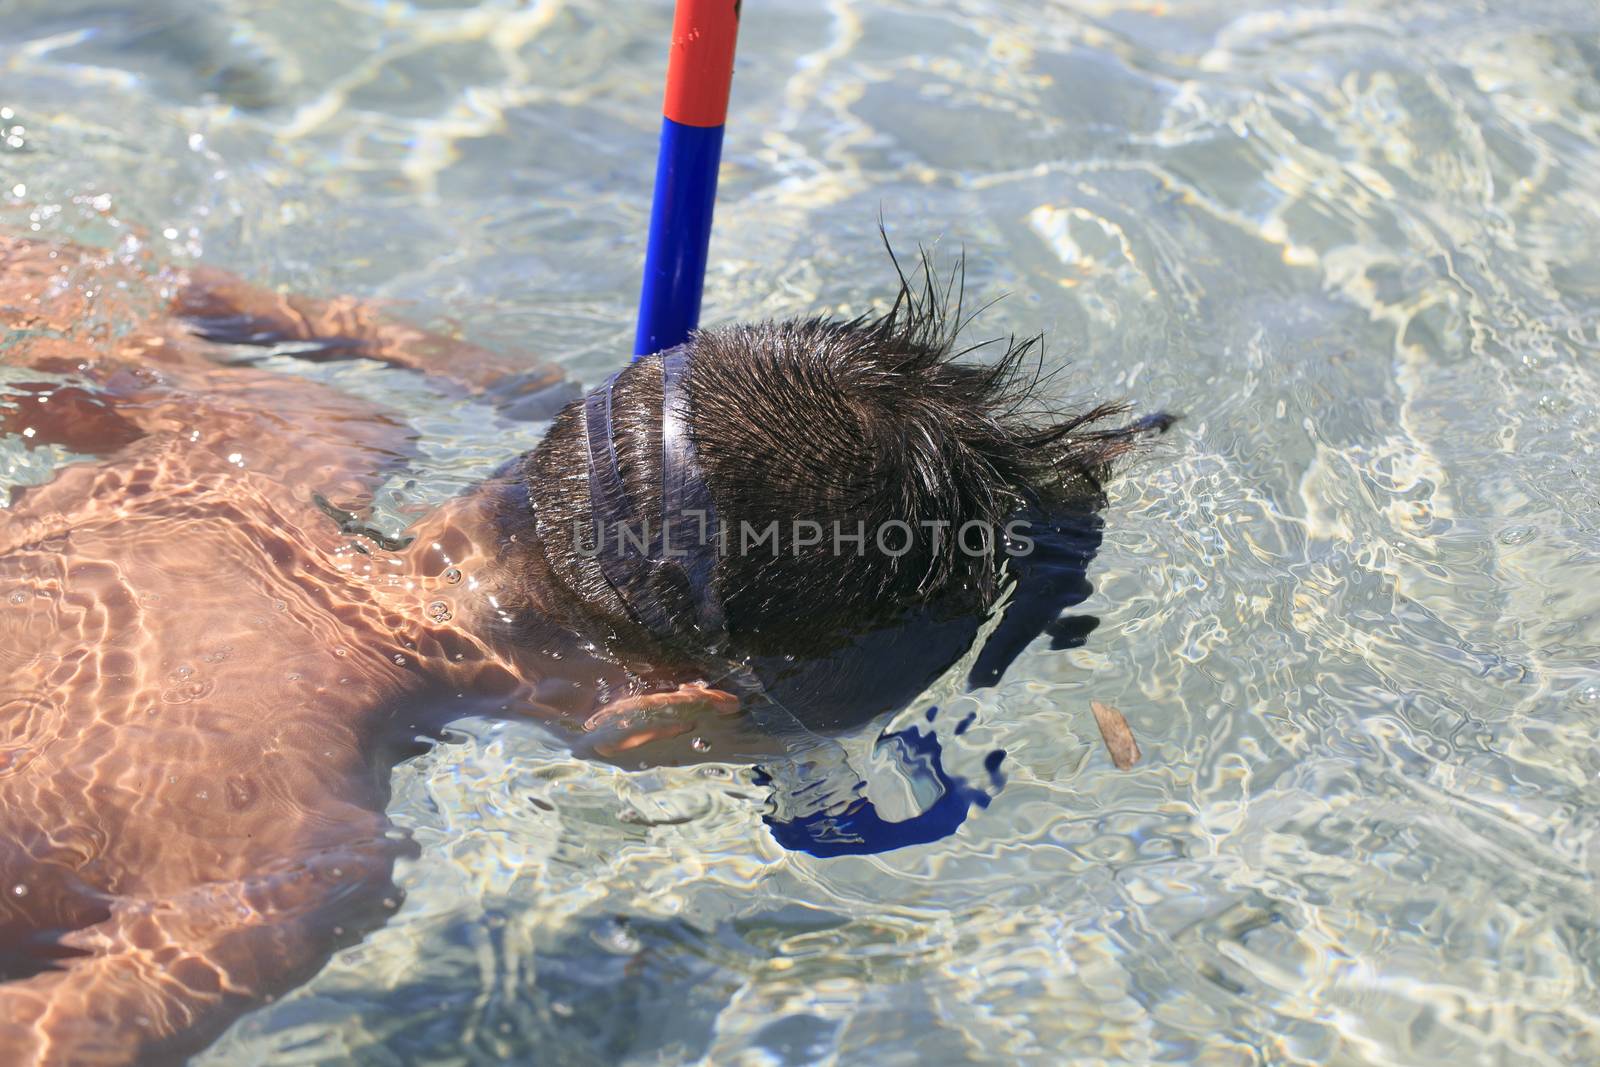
[[4, 0, 1600, 1062]]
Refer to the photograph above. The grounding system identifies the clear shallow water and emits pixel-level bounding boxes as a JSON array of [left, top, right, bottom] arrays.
[[4, 0, 1600, 1063]]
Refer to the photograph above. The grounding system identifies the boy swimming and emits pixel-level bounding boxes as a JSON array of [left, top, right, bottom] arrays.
[[0, 234, 1160, 1064]]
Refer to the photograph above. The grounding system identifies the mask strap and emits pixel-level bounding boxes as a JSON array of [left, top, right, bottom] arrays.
[[583, 370, 675, 637], [659, 346, 727, 642], [581, 347, 726, 644]]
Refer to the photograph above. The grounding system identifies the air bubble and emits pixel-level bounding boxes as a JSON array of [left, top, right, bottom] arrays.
[[427, 600, 453, 623], [443, 567, 462, 584]]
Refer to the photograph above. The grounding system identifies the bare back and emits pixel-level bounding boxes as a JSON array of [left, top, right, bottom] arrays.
[[0, 237, 543, 1065]]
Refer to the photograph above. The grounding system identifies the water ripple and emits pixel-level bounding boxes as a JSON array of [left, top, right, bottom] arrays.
[[4, 0, 1600, 1063]]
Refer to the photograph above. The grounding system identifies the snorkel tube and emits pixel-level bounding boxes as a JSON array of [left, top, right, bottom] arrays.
[[623, 3, 1004, 853], [634, 0, 741, 359]]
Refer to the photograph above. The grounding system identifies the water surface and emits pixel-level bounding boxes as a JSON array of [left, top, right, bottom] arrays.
[[4, 0, 1600, 1063]]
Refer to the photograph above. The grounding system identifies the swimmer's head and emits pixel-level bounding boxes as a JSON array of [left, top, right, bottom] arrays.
[[520, 252, 1162, 723]]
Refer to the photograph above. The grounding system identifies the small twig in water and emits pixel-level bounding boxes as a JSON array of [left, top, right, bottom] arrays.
[[1090, 700, 1141, 770]]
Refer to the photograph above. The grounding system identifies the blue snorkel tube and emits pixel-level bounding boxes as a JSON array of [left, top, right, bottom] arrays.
[[634, 0, 741, 359]]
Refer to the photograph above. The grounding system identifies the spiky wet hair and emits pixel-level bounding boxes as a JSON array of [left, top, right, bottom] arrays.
[[522, 248, 1156, 673]]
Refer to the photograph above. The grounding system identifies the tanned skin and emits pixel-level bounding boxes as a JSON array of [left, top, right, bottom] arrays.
[[0, 236, 741, 1065]]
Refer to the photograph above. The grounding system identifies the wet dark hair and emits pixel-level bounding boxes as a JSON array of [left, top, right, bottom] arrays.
[[520, 251, 1159, 717]]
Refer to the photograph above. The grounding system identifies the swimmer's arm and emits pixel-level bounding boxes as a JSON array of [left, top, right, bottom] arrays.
[[171, 265, 578, 420], [0, 838, 399, 1067]]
